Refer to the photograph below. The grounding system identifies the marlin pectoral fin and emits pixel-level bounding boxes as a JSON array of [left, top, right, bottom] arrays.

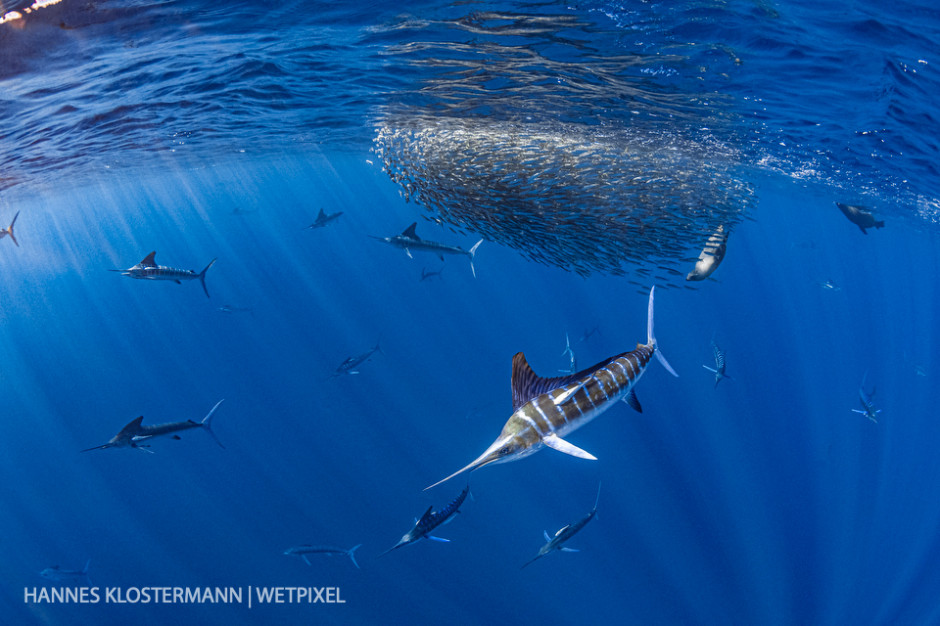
[[302, 555, 311, 566], [623, 389, 642, 413], [560, 547, 579, 553], [427, 536, 450, 543], [542, 434, 597, 460], [405, 248, 413, 259], [702, 365, 718, 373], [543, 531, 551, 541], [554, 381, 586, 405]]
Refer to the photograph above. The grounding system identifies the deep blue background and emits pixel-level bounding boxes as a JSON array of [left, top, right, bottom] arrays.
[[2, 153, 939, 624]]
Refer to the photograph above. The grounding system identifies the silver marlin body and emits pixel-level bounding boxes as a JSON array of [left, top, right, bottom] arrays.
[[284, 544, 362, 569], [0, 211, 19, 247], [426, 287, 678, 490], [372, 223, 483, 277], [380, 484, 471, 556], [686, 224, 728, 281], [522, 485, 601, 569], [111, 251, 217, 298], [81, 400, 225, 453]]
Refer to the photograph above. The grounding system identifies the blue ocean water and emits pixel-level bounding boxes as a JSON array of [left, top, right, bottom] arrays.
[[2, 1, 940, 624]]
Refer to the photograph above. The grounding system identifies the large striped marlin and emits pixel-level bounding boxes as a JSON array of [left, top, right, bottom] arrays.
[[81, 400, 225, 452], [111, 251, 217, 298], [426, 287, 677, 490]]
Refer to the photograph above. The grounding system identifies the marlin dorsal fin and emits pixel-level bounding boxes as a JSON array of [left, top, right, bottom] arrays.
[[417, 505, 434, 525], [118, 416, 145, 436], [402, 223, 420, 240], [140, 251, 157, 267], [510, 352, 628, 411]]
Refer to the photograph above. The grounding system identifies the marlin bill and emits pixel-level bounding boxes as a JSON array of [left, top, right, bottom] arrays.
[[111, 251, 217, 298], [426, 287, 678, 490]]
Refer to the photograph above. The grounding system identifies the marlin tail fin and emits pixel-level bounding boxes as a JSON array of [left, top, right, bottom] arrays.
[[347, 544, 362, 569], [198, 258, 217, 298], [7, 211, 19, 247], [200, 399, 225, 448], [468, 239, 483, 278], [647, 286, 678, 377]]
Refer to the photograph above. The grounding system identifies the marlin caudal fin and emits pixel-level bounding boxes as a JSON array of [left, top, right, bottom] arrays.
[[200, 400, 225, 448], [7, 211, 19, 247], [347, 544, 362, 569], [198, 258, 217, 298], [468, 239, 483, 278], [647, 286, 678, 377]]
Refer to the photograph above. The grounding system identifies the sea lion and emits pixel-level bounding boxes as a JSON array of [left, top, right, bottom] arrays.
[[836, 202, 884, 234]]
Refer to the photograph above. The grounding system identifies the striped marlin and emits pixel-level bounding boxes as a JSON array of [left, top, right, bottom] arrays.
[[426, 287, 677, 490], [380, 484, 471, 556], [0, 211, 19, 247], [851, 372, 881, 423], [81, 400, 225, 452], [371, 222, 483, 277], [686, 224, 728, 281], [111, 251, 217, 298], [284, 544, 362, 569], [521, 484, 601, 569], [305, 208, 343, 230], [702, 335, 732, 387], [41, 559, 91, 583]]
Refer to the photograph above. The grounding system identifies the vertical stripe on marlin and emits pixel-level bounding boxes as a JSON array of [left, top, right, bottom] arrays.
[[530, 402, 557, 435]]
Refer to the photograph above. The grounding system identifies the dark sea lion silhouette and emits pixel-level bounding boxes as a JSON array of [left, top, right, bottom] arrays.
[[836, 202, 884, 234]]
